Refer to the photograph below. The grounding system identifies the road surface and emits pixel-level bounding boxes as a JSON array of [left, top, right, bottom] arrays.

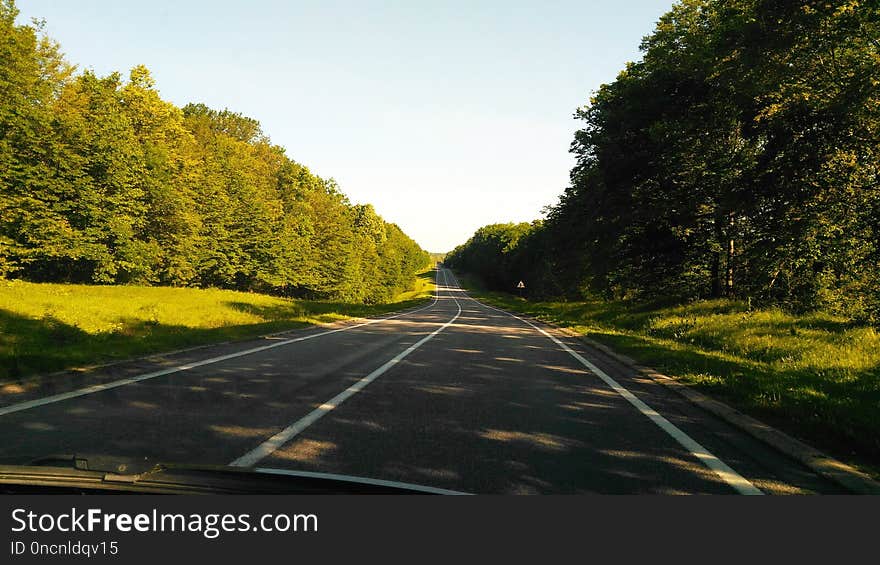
[[0, 269, 844, 493]]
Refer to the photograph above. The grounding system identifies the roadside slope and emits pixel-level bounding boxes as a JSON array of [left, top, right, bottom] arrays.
[[0, 271, 436, 383]]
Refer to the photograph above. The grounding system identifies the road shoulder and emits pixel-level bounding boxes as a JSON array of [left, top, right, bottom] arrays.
[[0, 299, 437, 410], [490, 302, 880, 494]]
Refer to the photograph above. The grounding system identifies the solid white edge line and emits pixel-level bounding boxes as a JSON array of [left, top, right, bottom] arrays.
[[230, 269, 462, 468], [448, 272, 763, 496], [0, 270, 444, 418]]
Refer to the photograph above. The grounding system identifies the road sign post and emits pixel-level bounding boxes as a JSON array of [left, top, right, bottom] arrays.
[[516, 280, 525, 298]]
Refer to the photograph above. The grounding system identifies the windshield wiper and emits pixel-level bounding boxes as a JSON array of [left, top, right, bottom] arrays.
[[0, 454, 468, 495]]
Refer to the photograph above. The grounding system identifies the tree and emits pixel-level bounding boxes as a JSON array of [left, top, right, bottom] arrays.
[[452, 0, 879, 320], [0, 0, 429, 303]]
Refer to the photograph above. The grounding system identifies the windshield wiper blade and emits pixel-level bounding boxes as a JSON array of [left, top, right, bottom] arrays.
[[27, 453, 156, 475], [1, 454, 469, 495]]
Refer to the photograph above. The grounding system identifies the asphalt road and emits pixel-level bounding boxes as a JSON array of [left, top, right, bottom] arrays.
[[0, 269, 845, 493]]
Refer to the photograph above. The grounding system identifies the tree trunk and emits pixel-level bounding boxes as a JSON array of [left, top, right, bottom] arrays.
[[725, 212, 735, 297], [711, 251, 721, 298], [711, 212, 723, 298]]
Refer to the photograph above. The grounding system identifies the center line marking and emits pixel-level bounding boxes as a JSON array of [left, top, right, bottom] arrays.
[[230, 269, 462, 467]]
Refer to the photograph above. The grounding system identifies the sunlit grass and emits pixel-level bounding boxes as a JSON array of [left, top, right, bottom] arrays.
[[456, 273, 880, 472], [391, 269, 435, 303], [0, 271, 435, 381]]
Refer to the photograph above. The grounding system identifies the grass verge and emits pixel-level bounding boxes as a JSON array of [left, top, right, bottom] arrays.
[[454, 272, 880, 477], [0, 270, 436, 382]]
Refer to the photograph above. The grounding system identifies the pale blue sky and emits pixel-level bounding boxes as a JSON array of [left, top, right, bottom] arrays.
[[17, 0, 674, 252]]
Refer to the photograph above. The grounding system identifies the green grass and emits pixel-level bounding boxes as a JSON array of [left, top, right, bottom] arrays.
[[455, 273, 880, 475], [0, 270, 436, 382]]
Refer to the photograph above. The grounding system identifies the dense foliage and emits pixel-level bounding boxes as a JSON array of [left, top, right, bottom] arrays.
[[0, 1, 428, 303], [448, 0, 879, 320]]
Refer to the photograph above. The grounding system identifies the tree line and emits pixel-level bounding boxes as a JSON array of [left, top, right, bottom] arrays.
[[447, 0, 879, 321], [0, 0, 429, 303]]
